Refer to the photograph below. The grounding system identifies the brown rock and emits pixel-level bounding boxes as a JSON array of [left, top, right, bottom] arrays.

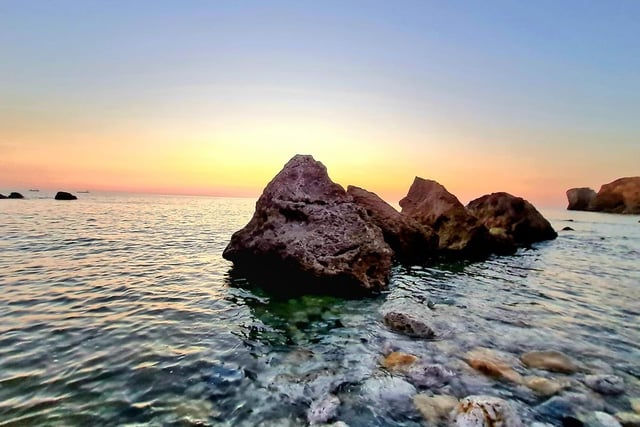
[[464, 348, 522, 384], [453, 395, 523, 427], [467, 192, 557, 244], [524, 376, 567, 396], [399, 177, 499, 258], [347, 185, 438, 262], [222, 155, 393, 294], [382, 351, 419, 372], [413, 394, 458, 424], [592, 177, 640, 214], [566, 187, 597, 211], [520, 350, 578, 373]]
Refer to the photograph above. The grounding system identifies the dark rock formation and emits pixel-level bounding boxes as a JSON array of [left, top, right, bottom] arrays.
[[466, 192, 557, 245], [55, 191, 78, 200], [7, 192, 24, 199], [566, 188, 596, 211], [561, 226, 574, 231], [383, 311, 436, 338], [222, 155, 393, 294], [591, 177, 640, 214], [347, 185, 438, 263], [0, 194, 6, 199], [399, 177, 501, 258]]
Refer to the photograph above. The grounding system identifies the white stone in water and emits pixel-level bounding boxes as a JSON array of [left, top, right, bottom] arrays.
[[453, 395, 523, 427], [307, 394, 341, 425]]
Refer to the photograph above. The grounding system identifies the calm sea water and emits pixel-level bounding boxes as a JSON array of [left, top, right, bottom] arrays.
[[1, 193, 639, 426]]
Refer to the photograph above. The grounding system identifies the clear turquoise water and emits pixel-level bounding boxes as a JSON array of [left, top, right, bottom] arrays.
[[1, 193, 639, 426]]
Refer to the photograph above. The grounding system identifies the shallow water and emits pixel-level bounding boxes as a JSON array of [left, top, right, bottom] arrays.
[[1, 193, 639, 426]]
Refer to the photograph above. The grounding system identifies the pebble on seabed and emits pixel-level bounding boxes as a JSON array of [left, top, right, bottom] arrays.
[[413, 394, 458, 424], [584, 374, 625, 395], [453, 395, 523, 427], [520, 350, 579, 373], [307, 394, 341, 425]]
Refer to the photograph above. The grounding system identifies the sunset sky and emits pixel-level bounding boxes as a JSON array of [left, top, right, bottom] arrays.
[[1, 1, 638, 206]]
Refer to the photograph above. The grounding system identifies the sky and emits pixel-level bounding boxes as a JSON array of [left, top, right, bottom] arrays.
[[1, 1, 639, 206]]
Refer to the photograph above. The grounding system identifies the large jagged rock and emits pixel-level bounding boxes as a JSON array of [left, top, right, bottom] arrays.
[[55, 191, 78, 200], [566, 187, 597, 211], [223, 155, 393, 294], [592, 177, 640, 214], [466, 192, 557, 245], [347, 185, 437, 263], [399, 177, 501, 258]]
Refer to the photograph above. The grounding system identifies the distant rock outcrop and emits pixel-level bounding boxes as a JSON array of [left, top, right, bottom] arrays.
[[591, 177, 640, 214], [399, 177, 501, 258], [566, 187, 597, 211], [222, 155, 393, 294], [566, 177, 640, 214], [7, 192, 24, 199], [55, 191, 78, 200], [347, 185, 438, 263], [0, 194, 6, 199], [466, 192, 557, 245]]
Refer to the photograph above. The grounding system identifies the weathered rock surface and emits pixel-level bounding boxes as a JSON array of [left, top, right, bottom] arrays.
[[383, 311, 435, 338], [584, 374, 625, 395], [591, 177, 640, 214], [616, 412, 640, 427], [347, 185, 438, 262], [452, 395, 523, 427], [222, 155, 393, 294], [399, 177, 499, 258], [466, 192, 557, 245], [567, 178, 640, 214], [7, 192, 24, 199], [405, 363, 454, 388], [520, 350, 579, 373], [567, 188, 597, 211], [307, 394, 340, 425], [413, 394, 458, 424], [55, 191, 77, 200]]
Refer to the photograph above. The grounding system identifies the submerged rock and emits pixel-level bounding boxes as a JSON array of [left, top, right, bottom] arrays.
[[453, 395, 523, 427], [465, 348, 523, 384], [383, 311, 435, 338], [223, 155, 393, 294], [616, 412, 640, 427], [413, 394, 458, 424], [55, 191, 77, 200], [567, 188, 597, 211], [307, 394, 340, 425], [7, 192, 24, 199], [630, 398, 640, 414], [536, 393, 605, 421], [399, 177, 500, 258], [466, 192, 557, 244], [591, 177, 640, 214], [347, 185, 438, 263], [584, 374, 625, 395], [405, 363, 454, 388], [520, 350, 579, 373], [381, 352, 419, 372], [524, 376, 568, 397], [583, 412, 623, 427]]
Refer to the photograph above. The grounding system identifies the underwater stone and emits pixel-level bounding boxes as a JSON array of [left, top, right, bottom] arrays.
[[453, 395, 523, 427], [307, 394, 340, 425], [584, 374, 625, 395]]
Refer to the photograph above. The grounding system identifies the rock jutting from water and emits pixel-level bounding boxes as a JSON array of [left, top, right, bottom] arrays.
[[7, 192, 24, 199], [466, 192, 557, 245], [55, 191, 78, 200], [347, 185, 438, 263], [399, 177, 506, 258], [222, 155, 393, 294], [566, 177, 640, 214]]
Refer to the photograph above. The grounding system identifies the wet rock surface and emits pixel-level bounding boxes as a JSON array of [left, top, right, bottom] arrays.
[[55, 191, 77, 200], [307, 394, 341, 424], [567, 188, 597, 211], [453, 395, 523, 427], [413, 393, 458, 424], [520, 350, 579, 373], [223, 155, 393, 294], [466, 192, 557, 245], [347, 185, 438, 263], [7, 192, 24, 199], [399, 177, 498, 258], [567, 177, 640, 214], [585, 374, 625, 395], [383, 311, 436, 338]]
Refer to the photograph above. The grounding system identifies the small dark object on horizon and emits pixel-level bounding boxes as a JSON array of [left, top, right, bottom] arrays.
[[55, 191, 78, 200], [561, 226, 574, 231], [7, 192, 24, 199]]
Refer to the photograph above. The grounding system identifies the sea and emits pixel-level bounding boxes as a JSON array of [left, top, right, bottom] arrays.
[[1, 192, 639, 426]]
